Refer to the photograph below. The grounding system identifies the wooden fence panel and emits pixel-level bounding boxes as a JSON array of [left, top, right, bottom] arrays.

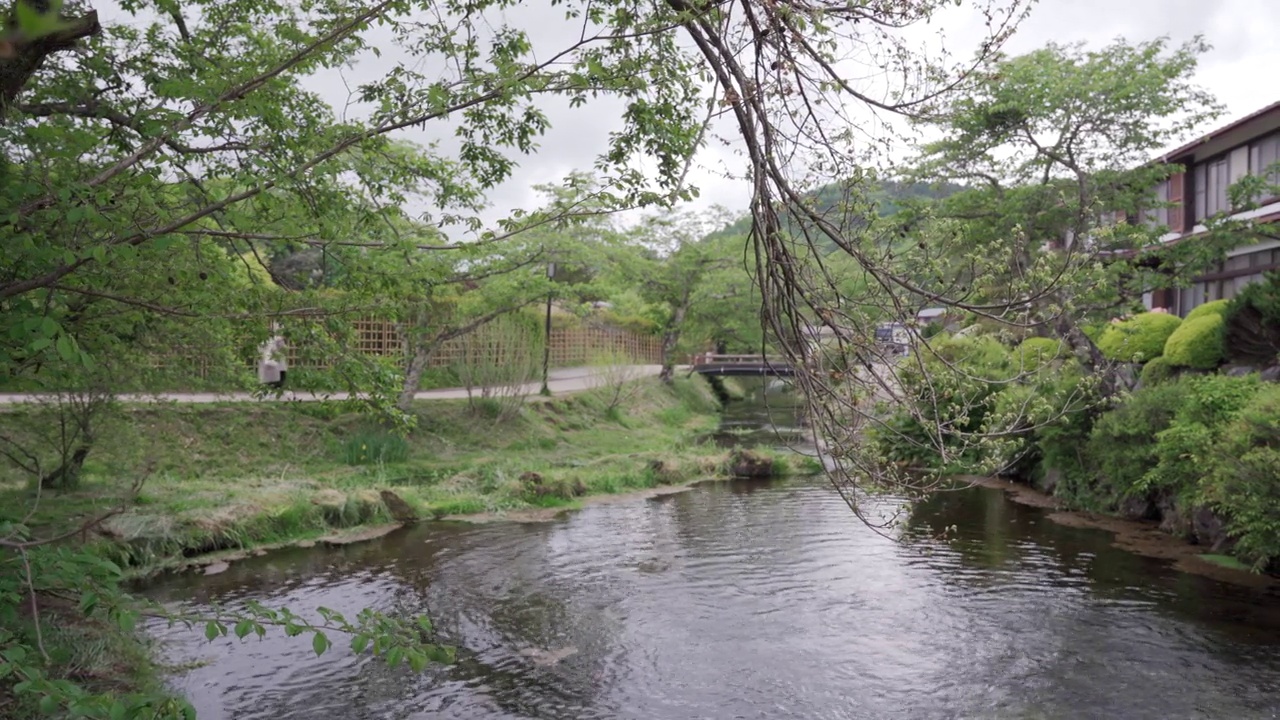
[[137, 317, 663, 386]]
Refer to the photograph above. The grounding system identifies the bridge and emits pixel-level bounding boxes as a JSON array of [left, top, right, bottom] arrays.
[[688, 353, 796, 377]]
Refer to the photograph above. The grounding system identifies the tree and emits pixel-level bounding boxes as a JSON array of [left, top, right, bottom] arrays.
[[0, 0, 1046, 710], [393, 176, 626, 410], [0, 0, 709, 712], [813, 38, 1280, 507], [615, 210, 763, 381], [904, 38, 1224, 374], [632, 211, 732, 381]]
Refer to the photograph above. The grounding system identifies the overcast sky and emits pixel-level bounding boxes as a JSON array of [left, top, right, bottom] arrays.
[[305, 0, 1280, 232], [108, 0, 1280, 234]]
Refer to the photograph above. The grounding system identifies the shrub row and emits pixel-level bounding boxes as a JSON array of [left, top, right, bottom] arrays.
[[871, 324, 1280, 571]]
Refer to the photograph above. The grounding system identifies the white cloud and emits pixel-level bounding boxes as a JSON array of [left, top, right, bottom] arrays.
[[101, 0, 1280, 231], [473, 0, 1276, 227]]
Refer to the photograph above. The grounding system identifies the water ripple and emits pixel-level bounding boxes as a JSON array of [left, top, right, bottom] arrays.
[[143, 474, 1280, 720]]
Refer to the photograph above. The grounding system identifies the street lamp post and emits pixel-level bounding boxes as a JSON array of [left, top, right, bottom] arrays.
[[540, 262, 555, 396]]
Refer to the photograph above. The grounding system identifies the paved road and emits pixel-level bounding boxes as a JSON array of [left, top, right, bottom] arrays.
[[0, 365, 666, 406]]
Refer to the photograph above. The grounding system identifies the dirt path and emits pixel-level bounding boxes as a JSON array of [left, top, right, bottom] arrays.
[[0, 365, 666, 406]]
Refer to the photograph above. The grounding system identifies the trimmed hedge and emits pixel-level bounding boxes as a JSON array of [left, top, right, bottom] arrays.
[[1185, 299, 1230, 323], [1163, 314, 1226, 369], [1097, 312, 1182, 363]]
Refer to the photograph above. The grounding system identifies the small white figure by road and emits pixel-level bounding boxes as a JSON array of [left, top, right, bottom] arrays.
[[257, 328, 288, 389]]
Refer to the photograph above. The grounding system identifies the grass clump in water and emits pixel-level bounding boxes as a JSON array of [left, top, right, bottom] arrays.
[[340, 429, 410, 465]]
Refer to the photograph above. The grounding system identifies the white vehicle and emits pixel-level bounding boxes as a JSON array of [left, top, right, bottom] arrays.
[[874, 322, 911, 355]]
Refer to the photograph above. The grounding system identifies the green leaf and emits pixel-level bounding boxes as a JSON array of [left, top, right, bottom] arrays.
[[204, 621, 220, 641], [416, 615, 433, 634], [110, 700, 128, 720], [350, 634, 369, 654], [234, 620, 253, 639], [55, 334, 75, 362], [14, 0, 58, 39], [312, 631, 329, 656], [38, 694, 58, 714]]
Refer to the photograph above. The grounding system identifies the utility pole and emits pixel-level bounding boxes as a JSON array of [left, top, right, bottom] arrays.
[[540, 262, 555, 396]]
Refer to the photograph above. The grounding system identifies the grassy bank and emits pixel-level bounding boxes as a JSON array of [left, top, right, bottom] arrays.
[[3, 375, 813, 717], [0, 376, 810, 575]]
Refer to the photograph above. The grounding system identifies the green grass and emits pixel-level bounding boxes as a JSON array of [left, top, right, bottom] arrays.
[[0, 377, 755, 573], [340, 430, 410, 465], [1199, 553, 1252, 571]]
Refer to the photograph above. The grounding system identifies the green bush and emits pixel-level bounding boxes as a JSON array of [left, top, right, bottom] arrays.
[[1204, 385, 1280, 569], [1015, 337, 1064, 370], [1097, 312, 1182, 363], [1184, 299, 1230, 322], [872, 335, 1013, 470], [1139, 355, 1175, 386], [1163, 314, 1226, 369], [602, 312, 661, 336], [1137, 375, 1258, 511], [1086, 381, 1185, 504], [1033, 404, 1095, 499], [1083, 374, 1259, 532], [1224, 271, 1280, 366], [983, 362, 1089, 479], [925, 334, 1012, 375]]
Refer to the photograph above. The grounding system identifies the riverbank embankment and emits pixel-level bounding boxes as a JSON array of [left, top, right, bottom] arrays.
[[0, 376, 804, 577]]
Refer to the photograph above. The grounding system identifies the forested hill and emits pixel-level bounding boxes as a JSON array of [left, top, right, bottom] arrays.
[[702, 179, 965, 245]]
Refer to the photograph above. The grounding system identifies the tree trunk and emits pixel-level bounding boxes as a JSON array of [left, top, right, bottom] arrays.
[[658, 302, 689, 384], [1055, 314, 1121, 400], [1, 12, 101, 120], [41, 445, 90, 490], [398, 337, 440, 411]]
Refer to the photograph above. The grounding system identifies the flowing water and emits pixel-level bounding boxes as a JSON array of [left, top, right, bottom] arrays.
[[144, 381, 1280, 719]]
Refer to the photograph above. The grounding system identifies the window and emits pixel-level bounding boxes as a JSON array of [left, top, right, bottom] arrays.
[[1250, 132, 1280, 198], [1194, 156, 1231, 221], [1178, 283, 1207, 316], [1142, 179, 1172, 230], [1225, 254, 1252, 272]]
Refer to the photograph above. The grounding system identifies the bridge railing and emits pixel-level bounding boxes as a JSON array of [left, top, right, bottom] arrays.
[[690, 353, 788, 366]]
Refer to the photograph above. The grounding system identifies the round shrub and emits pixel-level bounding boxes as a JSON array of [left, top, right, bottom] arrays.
[[1139, 355, 1175, 386], [1163, 314, 1226, 369], [1016, 337, 1064, 367], [1097, 312, 1182, 363], [1184, 299, 1230, 323], [926, 334, 1011, 376]]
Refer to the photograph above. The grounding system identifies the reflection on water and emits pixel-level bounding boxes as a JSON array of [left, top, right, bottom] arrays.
[[144, 381, 1280, 719]]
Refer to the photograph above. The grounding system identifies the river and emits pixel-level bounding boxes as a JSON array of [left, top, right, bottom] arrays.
[[143, 380, 1280, 719]]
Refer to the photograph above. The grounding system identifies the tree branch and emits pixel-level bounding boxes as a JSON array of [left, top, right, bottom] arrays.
[[0, 11, 101, 118]]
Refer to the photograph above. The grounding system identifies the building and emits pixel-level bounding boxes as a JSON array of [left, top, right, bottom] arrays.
[[1139, 101, 1280, 316]]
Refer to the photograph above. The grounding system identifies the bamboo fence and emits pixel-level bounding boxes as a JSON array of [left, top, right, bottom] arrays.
[[145, 317, 663, 382]]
